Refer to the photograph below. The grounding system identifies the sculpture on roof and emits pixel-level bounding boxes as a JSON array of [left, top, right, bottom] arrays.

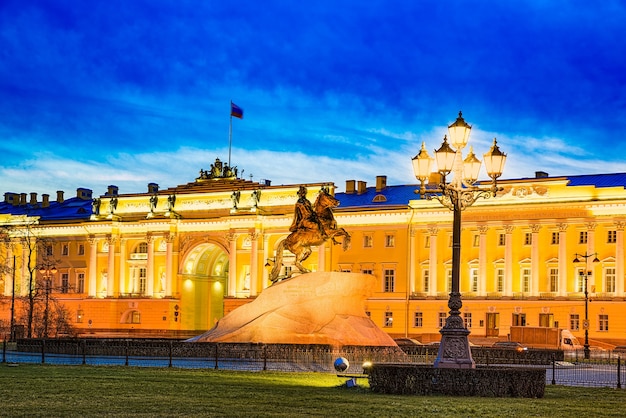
[[197, 158, 238, 181], [269, 186, 351, 282]]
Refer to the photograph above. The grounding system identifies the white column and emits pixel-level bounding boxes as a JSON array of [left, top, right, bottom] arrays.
[[428, 227, 438, 297], [587, 223, 597, 292], [107, 236, 115, 297], [146, 234, 155, 297], [531, 224, 541, 296], [504, 225, 514, 296], [118, 239, 127, 295], [21, 246, 29, 297], [263, 234, 270, 289], [165, 233, 174, 297], [249, 231, 259, 297], [478, 226, 488, 296], [558, 223, 568, 297], [88, 236, 97, 297], [616, 222, 625, 295], [227, 232, 237, 297]]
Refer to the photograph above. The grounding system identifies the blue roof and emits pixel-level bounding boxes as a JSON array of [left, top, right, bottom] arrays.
[[0, 198, 93, 221], [565, 173, 626, 188]]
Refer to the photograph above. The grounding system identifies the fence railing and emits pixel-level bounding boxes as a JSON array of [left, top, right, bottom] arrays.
[[2, 339, 625, 388]]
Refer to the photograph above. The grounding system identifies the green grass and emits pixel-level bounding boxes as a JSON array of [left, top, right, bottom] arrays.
[[1, 364, 625, 417]]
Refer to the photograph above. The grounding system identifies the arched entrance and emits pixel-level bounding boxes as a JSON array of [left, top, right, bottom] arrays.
[[180, 242, 229, 332]]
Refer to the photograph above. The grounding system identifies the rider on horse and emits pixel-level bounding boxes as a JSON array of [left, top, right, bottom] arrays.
[[289, 186, 326, 237]]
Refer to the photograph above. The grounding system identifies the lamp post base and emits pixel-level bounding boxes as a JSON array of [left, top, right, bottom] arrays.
[[434, 327, 475, 369]]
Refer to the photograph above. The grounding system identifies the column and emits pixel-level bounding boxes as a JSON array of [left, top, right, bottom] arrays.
[[614, 221, 624, 295], [146, 234, 155, 297], [88, 236, 97, 297], [586, 222, 597, 292], [227, 232, 237, 297], [478, 225, 488, 296], [557, 223, 568, 297], [249, 231, 259, 297], [21, 245, 29, 297], [165, 233, 174, 297], [118, 239, 127, 295], [504, 225, 514, 296], [409, 225, 417, 294], [107, 236, 115, 297], [3, 244, 12, 295], [263, 234, 270, 289], [530, 224, 541, 296], [428, 226, 438, 297]]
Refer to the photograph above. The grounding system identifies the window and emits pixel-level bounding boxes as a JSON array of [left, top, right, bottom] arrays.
[[570, 314, 580, 331], [521, 268, 531, 293], [539, 313, 554, 327], [77, 273, 85, 294], [579, 231, 588, 244], [138, 242, 148, 253], [46, 245, 53, 256], [551, 232, 559, 245], [496, 268, 504, 292], [438, 312, 447, 328], [607, 230, 617, 243], [576, 269, 585, 292], [62, 244, 69, 256], [385, 234, 395, 248], [61, 273, 69, 293], [361, 268, 373, 275], [463, 312, 472, 329], [448, 235, 453, 247], [473, 234, 480, 247], [139, 268, 147, 294], [131, 311, 141, 324], [76, 310, 84, 323], [470, 269, 478, 292], [549, 268, 559, 292], [498, 233, 505, 246], [383, 269, 395, 292], [446, 269, 452, 292], [424, 236, 430, 248], [384, 312, 394, 327], [604, 267, 616, 293], [524, 233, 532, 245], [363, 234, 373, 248], [78, 244, 85, 255], [423, 270, 430, 293], [413, 312, 423, 328], [512, 313, 526, 326], [599, 314, 609, 331]]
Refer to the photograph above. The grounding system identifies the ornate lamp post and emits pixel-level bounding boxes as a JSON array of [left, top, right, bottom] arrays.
[[573, 252, 599, 360], [412, 112, 506, 368], [38, 263, 57, 338]]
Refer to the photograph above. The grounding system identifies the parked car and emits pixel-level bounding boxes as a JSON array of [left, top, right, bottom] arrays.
[[492, 341, 528, 352]]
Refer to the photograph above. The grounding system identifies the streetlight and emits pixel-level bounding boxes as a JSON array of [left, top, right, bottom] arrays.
[[38, 263, 57, 338], [573, 252, 599, 360], [412, 111, 507, 368]]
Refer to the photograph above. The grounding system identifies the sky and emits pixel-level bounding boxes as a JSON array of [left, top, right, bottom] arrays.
[[1, 0, 626, 197]]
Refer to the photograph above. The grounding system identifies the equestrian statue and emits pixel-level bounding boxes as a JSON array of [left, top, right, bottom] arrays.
[[269, 186, 351, 282]]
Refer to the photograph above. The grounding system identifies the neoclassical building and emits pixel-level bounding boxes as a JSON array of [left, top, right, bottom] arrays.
[[1, 162, 625, 346]]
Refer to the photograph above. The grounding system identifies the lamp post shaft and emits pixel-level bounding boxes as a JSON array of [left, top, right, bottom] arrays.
[[584, 273, 590, 360]]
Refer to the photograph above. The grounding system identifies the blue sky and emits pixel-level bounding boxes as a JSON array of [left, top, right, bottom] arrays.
[[1, 1, 625, 196]]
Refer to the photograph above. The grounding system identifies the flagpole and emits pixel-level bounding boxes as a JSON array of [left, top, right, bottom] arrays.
[[229, 101, 233, 167]]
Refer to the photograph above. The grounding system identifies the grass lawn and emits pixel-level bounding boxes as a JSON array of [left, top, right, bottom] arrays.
[[1, 364, 625, 417]]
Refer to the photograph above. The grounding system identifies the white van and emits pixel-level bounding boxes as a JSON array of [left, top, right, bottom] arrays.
[[561, 330, 583, 350]]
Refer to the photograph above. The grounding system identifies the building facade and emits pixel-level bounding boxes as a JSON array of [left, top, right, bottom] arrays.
[[1, 165, 625, 346]]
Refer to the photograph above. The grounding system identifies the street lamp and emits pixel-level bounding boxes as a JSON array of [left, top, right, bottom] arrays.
[[412, 111, 507, 368], [573, 252, 599, 360], [38, 263, 57, 338]]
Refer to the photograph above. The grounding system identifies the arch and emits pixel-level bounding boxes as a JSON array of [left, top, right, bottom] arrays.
[[179, 241, 229, 332]]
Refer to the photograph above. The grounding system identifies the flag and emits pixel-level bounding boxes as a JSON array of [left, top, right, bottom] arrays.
[[230, 102, 244, 119]]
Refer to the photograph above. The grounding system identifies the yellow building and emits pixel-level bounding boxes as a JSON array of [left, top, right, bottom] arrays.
[[1, 164, 625, 346]]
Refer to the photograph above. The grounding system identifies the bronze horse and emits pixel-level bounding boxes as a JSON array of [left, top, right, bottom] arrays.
[[270, 188, 351, 282]]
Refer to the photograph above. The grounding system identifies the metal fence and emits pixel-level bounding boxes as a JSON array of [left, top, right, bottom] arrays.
[[2, 339, 625, 389]]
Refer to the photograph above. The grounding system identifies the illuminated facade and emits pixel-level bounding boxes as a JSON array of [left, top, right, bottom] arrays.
[[1, 168, 626, 346]]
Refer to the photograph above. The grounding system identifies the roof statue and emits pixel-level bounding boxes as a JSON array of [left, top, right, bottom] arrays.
[[270, 186, 351, 282], [196, 157, 238, 181]]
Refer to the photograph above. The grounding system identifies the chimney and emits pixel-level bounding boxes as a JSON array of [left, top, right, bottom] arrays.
[[148, 183, 159, 194], [42, 194, 50, 208], [4, 192, 18, 205], [56, 190, 64, 203], [107, 185, 119, 196], [357, 181, 367, 195], [375, 175, 387, 192], [30, 192, 38, 205], [77, 188, 93, 200], [20, 193, 27, 206], [535, 171, 549, 178], [345, 180, 356, 194]]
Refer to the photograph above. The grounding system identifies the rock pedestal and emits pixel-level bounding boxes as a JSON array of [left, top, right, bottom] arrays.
[[189, 272, 397, 347]]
